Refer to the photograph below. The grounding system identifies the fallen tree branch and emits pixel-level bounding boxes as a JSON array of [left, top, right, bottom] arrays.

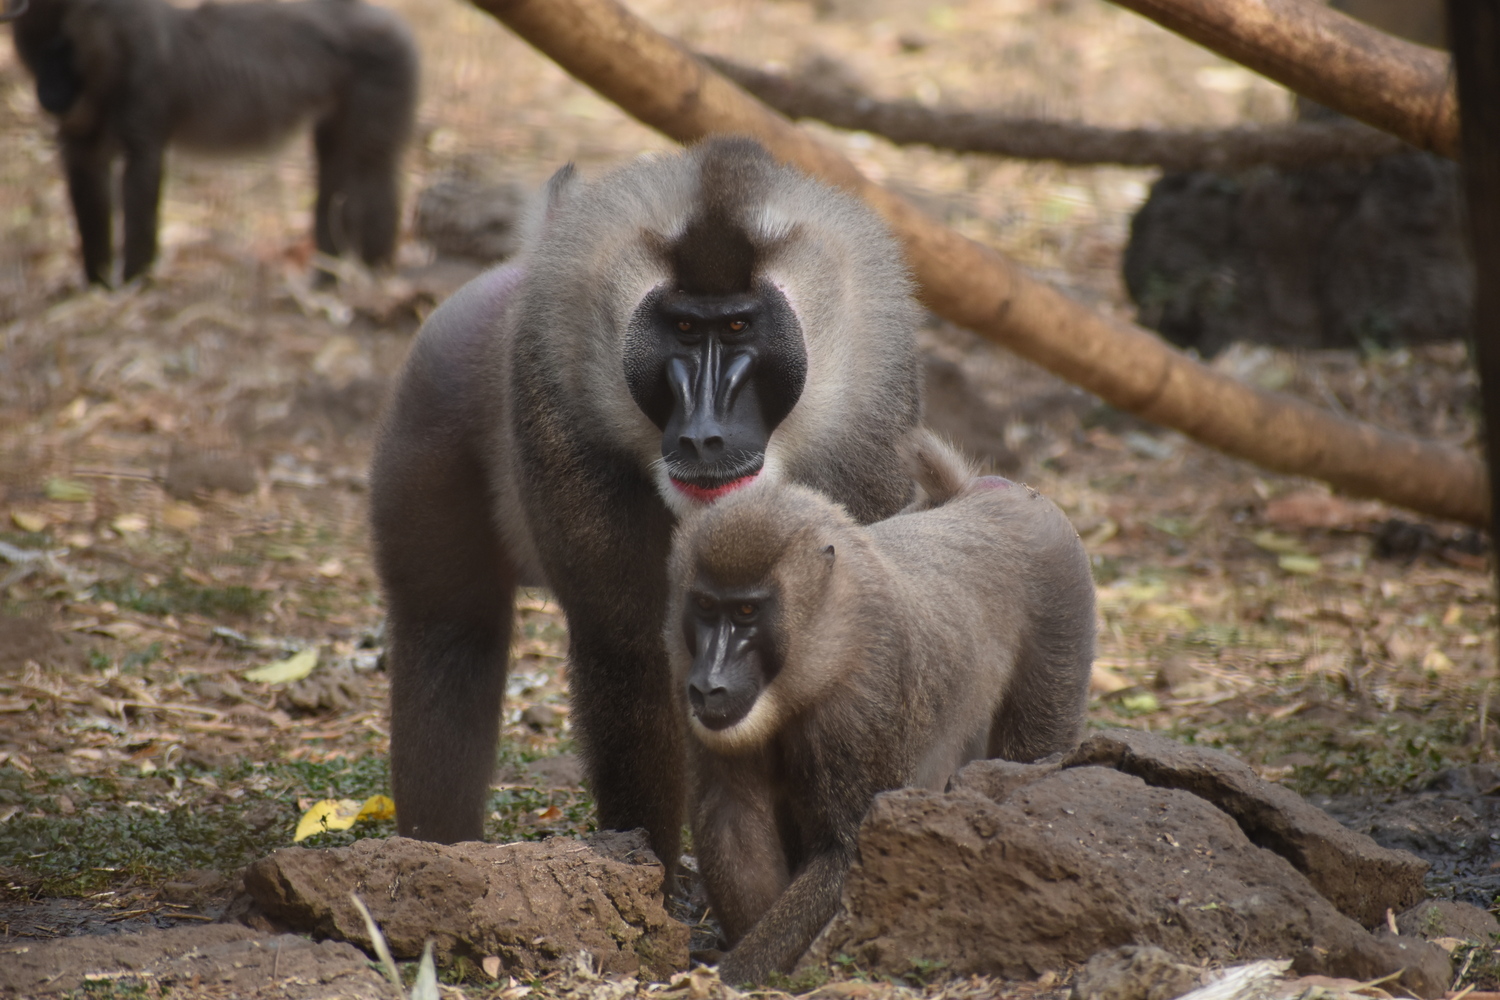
[[468, 0, 1488, 527], [1108, 0, 1458, 159], [703, 54, 1408, 171]]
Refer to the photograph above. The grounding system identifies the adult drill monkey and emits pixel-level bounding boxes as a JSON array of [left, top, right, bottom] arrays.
[[666, 441, 1095, 983], [369, 138, 924, 869], [2, 0, 417, 286]]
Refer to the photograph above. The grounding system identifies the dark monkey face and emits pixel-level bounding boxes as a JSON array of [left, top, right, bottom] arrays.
[[625, 283, 807, 502], [623, 166, 809, 506], [682, 580, 784, 731]]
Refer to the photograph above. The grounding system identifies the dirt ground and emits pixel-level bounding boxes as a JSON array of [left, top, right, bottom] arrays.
[[0, 0, 1495, 996]]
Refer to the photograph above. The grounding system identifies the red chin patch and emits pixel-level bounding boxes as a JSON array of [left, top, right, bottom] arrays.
[[671, 473, 760, 504]]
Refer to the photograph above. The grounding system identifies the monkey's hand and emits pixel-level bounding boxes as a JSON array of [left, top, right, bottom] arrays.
[[717, 848, 850, 986]]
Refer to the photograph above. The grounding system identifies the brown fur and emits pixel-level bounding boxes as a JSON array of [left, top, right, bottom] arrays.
[[666, 455, 1096, 983], [8, 0, 417, 285], [369, 139, 925, 872]]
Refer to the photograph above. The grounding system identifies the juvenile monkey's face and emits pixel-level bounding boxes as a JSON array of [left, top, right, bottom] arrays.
[[681, 576, 784, 746]]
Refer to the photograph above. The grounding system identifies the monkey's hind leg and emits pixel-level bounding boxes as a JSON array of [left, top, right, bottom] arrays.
[[61, 133, 114, 286], [312, 44, 415, 269], [372, 366, 513, 844], [120, 138, 165, 282]]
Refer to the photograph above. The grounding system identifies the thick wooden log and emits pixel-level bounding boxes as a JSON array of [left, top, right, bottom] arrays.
[[468, 0, 1488, 527], [1109, 0, 1458, 158]]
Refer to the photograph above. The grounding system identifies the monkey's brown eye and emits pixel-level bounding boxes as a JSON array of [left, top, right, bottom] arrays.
[[737, 603, 756, 617], [677, 320, 692, 332], [695, 595, 714, 611], [728, 319, 748, 332]]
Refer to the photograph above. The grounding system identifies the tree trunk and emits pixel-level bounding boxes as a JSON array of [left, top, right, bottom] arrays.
[[1448, 0, 1500, 556]]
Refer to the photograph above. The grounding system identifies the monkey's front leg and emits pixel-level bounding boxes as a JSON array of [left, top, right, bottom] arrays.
[[693, 759, 790, 945], [120, 138, 164, 281], [717, 848, 852, 986]]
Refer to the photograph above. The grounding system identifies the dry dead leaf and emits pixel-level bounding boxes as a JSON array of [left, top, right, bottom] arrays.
[[1090, 664, 1133, 694], [161, 503, 202, 530], [1264, 490, 1386, 530], [245, 648, 319, 684], [10, 510, 47, 532], [111, 513, 148, 534]]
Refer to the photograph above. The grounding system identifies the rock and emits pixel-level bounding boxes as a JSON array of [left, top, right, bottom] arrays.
[[1396, 899, 1500, 942], [946, 757, 1060, 801], [242, 831, 687, 979], [0, 925, 384, 998], [413, 178, 529, 263], [1065, 728, 1428, 927], [1123, 153, 1470, 356], [807, 767, 1450, 997], [163, 444, 258, 498], [1070, 945, 1201, 1000]]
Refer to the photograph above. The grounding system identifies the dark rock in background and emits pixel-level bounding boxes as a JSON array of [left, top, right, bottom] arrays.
[[413, 177, 529, 264], [1124, 154, 1471, 357]]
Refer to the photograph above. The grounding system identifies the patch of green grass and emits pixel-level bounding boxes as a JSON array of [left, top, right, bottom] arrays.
[[765, 966, 831, 994], [0, 746, 598, 894], [120, 642, 163, 673], [92, 575, 267, 618], [64, 979, 155, 1000], [1164, 710, 1473, 795]]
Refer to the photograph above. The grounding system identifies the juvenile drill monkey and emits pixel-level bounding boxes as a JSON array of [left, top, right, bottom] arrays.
[[3, 0, 417, 285], [665, 445, 1096, 984], [369, 138, 925, 870]]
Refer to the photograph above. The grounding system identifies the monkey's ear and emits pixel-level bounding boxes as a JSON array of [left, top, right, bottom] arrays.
[[543, 163, 579, 217], [822, 543, 836, 561]]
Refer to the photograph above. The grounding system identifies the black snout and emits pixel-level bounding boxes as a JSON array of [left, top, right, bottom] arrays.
[[686, 672, 759, 730]]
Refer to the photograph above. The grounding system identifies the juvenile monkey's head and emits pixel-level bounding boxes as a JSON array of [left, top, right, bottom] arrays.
[[666, 482, 854, 754]]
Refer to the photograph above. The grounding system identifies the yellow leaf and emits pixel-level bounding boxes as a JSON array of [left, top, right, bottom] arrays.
[[1278, 554, 1322, 575], [44, 478, 94, 502], [1120, 692, 1160, 714], [292, 795, 395, 842], [244, 648, 319, 684], [355, 795, 395, 823], [11, 511, 47, 532], [111, 513, 148, 534], [1252, 530, 1306, 555], [1422, 649, 1455, 673], [294, 798, 362, 841], [161, 504, 202, 530]]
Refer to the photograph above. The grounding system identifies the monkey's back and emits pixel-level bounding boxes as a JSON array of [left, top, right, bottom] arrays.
[[866, 478, 1096, 782]]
